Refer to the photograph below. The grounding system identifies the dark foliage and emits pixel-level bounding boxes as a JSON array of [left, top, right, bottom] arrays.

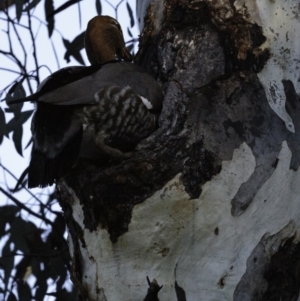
[[0, 0, 137, 300], [0, 202, 78, 300], [63, 31, 86, 64]]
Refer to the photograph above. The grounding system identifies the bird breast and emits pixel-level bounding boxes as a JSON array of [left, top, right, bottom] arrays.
[[80, 85, 157, 152]]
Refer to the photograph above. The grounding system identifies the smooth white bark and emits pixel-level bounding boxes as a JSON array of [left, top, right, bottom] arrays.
[[251, 0, 300, 133], [68, 141, 300, 300]]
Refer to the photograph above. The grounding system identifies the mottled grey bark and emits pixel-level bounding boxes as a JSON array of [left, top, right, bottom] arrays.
[[58, 1, 300, 300]]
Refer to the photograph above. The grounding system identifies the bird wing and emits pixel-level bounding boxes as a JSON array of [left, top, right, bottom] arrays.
[[6, 64, 103, 104], [31, 103, 82, 158], [39, 62, 163, 112]]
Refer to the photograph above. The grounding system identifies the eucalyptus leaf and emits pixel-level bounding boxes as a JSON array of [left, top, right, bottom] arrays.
[[0, 243, 14, 293], [0, 107, 6, 143], [46, 288, 78, 300], [62, 38, 71, 49], [0, 205, 20, 236], [17, 281, 32, 301], [5, 110, 34, 136], [9, 217, 39, 254], [47, 0, 82, 19], [7, 292, 17, 301], [45, 0, 54, 37], [95, 0, 101, 15], [126, 2, 134, 28], [15, 0, 24, 21], [34, 282, 48, 301], [72, 31, 85, 49], [127, 27, 132, 38], [24, 0, 41, 11], [13, 126, 23, 156], [126, 43, 134, 53], [63, 32, 85, 64], [5, 101, 23, 116], [5, 82, 27, 116], [13, 81, 26, 100]]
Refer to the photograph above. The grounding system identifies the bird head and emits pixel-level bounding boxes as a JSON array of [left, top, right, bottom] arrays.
[[85, 15, 133, 65]]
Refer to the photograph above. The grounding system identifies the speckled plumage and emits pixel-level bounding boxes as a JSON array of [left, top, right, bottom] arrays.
[[82, 85, 157, 152]]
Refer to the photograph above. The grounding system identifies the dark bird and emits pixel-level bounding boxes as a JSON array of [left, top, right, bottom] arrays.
[[8, 16, 163, 188]]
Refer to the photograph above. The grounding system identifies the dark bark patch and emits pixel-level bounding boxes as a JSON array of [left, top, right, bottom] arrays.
[[161, 248, 169, 257], [204, 2, 270, 73], [175, 281, 187, 301], [262, 237, 300, 301], [223, 120, 245, 140], [234, 236, 271, 301], [272, 158, 279, 169], [283, 80, 300, 170], [60, 0, 300, 241], [156, 17, 225, 94], [185, 72, 292, 216], [181, 141, 218, 199], [218, 274, 227, 289], [234, 231, 300, 301], [214, 227, 219, 235], [164, 0, 270, 73]]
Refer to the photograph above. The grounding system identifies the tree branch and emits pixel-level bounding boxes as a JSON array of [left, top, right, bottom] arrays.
[[0, 187, 55, 226], [27, 10, 40, 85], [0, 163, 57, 214]]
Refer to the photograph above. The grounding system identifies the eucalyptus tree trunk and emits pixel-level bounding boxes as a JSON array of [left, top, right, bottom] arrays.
[[59, 0, 300, 300]]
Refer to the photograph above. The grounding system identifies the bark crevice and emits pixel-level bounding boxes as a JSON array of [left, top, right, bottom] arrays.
[[60, 0, 293, 241]]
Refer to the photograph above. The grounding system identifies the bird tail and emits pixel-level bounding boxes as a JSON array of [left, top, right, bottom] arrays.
[[28, 149, 56, 188], [28, 128, 83, 188]]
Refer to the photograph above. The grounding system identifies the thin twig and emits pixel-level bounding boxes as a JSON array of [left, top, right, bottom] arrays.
[[0, 75, 22, 95], [77, 0, 81, 29], [37, 64, 52, 76], [27, 10, 40, 85], [103, 0, 115, 10], [0, 163, 57, 214], [33, 16, 42, 50], [116, 0, 125, 10], [115, 0, 125, 20], [0, 67, 21, 75], [7, 13, 28, 72], [0, 16, 29, 29], [0, 187, 55, 226], [51, 39, 60, 70], [31, 15, 64, 37], [125, 38, 139, 44], [3, 11, 34, 94]]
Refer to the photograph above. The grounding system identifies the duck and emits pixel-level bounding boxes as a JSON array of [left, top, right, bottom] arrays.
[[8, 15, 163, 188]]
